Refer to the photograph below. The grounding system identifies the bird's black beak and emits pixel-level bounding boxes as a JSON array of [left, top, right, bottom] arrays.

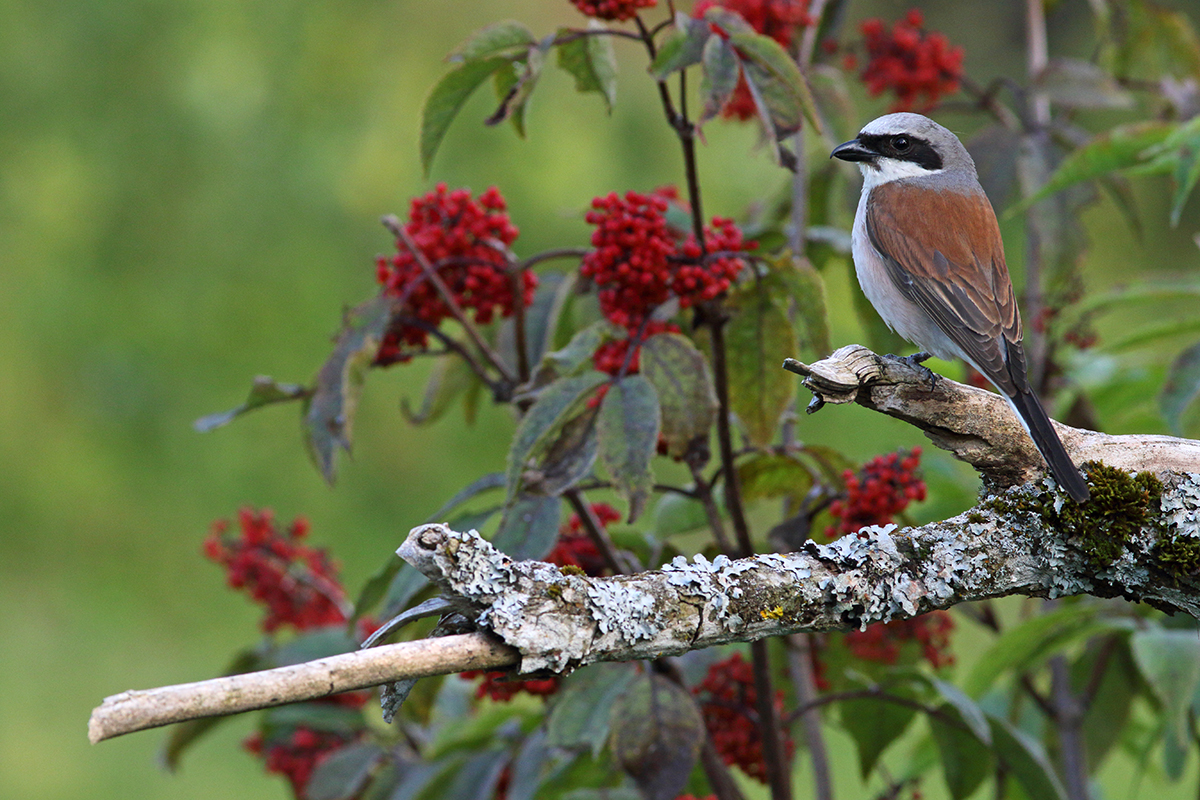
[[831, 138, 877, 163]]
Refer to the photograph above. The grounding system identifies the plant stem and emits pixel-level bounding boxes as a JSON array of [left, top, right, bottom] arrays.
[[1050, 654, 1090, 800], [708, 316, 754, 556], [787, 634, 834, 800], [751, 639, 794, 800], [635, 14, 707, 246], [1022, 0, 1050, 390]]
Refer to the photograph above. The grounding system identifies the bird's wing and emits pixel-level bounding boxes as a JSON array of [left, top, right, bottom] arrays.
[[865, 180, 1025, 395]]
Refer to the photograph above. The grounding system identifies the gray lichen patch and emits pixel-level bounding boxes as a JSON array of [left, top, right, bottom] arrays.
[[663, 554, 759, 629], [1162, 472, 1200, 538]]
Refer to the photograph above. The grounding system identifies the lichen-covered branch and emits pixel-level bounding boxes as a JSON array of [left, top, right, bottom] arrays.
[[400, 474, 1200, 675], [784, 345, 1200, 487], [90, 472, 1200, 743]]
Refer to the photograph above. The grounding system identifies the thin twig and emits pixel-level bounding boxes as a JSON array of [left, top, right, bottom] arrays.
[[88, 633, 516, 743]]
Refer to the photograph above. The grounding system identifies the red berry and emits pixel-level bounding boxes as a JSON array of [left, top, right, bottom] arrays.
[[375, 184, 534, 365], [857, 10, 963, 111], [570, 0, 655, 21]]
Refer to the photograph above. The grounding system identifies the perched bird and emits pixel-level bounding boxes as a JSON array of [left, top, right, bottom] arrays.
[[831, 112, 1090, 503]]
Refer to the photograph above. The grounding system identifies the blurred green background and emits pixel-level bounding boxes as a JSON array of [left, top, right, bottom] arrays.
[[2, 0, 1197, 798]]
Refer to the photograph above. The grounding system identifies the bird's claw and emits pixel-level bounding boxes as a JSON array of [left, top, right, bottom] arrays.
[[885, 351, 939, 392]]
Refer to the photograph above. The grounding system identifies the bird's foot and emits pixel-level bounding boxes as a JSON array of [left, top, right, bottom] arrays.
[[884, 351, 939, 391]]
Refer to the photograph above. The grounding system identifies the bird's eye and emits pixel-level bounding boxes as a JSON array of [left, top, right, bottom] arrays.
[[892, 135, 911, 151]]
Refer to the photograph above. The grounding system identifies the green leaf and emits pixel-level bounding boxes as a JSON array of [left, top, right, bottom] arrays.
[[698, 35, 739, 125], [194, 376, 309, 432], [488, 46, 546, 138], [555, 23, 618, 111], [161, 647, 265, 769], [494, 493, 563, 560], [1131, 627, 1200, 747], [507, 729, 574, 800], [727, 31, 821, 133], [1013, 122, 1173, 212], [652, 491, 711, 538], [304, 296, 392, 484], [639, 333, 717, 458], [597, 375, 660, 523], [420, 56, 510, 176], [839, 696, 917, 779], [271, 626, 359, 667], [736, 452, 812, 506], [379, 564, 430, 620], [1168, 129, 1200, 226], [536, 403, 601, 497], [1106, 317, 1200, 352], [506, 371, 608, 502], [929, 678, 991, 745], [450, 21, 537, 62], [306, 742, 387, 800], [1032, 57, 1133, 109], [929, 708, 990, 800], [401, 352, 479, 426], [263, 702, 366, 736], [1161, 339, 1200, 435], [648, 14, 711, 79], [724, 285, 797, 447], [1075, 636, 1139, 767], [962, 603, 1106, 697], [530, 320, 619, 389], [987, 714, 1068, 800], [765, 252, 832, 357], [609, 674, 705, 800], [438, 749, 511, 800], [547, 662, 639, 756]]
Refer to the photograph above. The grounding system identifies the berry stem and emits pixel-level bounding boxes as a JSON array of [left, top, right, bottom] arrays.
[[382, 215, 517, 386], [707, 316, 753, 557]]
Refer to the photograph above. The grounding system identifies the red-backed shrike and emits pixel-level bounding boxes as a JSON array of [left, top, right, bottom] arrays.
[[831, 112, 1090, 503]]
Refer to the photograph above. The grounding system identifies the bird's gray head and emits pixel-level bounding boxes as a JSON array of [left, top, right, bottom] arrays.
[[830, 112, 977, 188]]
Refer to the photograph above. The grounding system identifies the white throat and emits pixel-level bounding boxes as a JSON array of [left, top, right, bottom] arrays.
[[858, 156, 943, 190]]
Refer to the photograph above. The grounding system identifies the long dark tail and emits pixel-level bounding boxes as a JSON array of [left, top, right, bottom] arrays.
[[1007, 389, 1090, 503]]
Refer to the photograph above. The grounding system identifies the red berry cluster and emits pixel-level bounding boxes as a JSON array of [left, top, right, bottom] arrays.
[[203, 508, 347, 633], [826, 448, 926, 539], [546, 502, 623, 576], [694, 0, 812, 120], [581, 189, 753, 331], [693, 653, 793, 783], [858, 10, 963, 111], [460, 670, 562, 702], [592, 321, 681, 376], [244, 728, 362, 800], [569, 0, 656, 21], [844, 611, 955, 668], [375, 184, 535, 365]]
